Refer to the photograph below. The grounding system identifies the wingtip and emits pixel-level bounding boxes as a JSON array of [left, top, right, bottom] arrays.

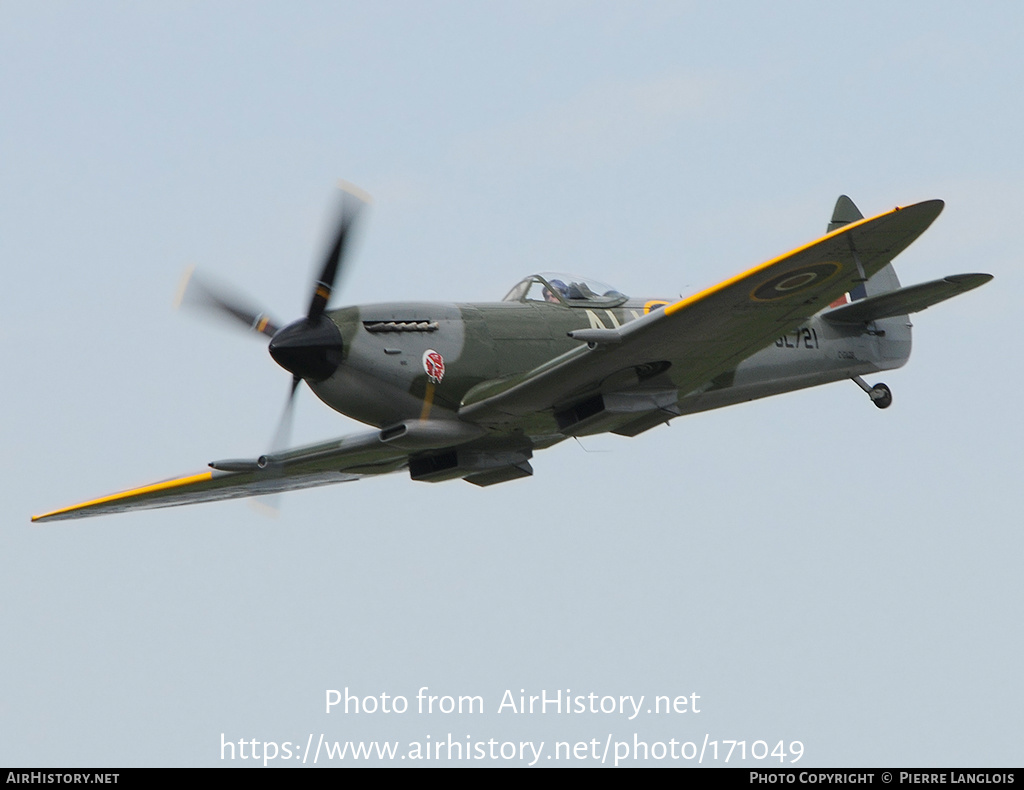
[[945, 272, 994, 288], [915, 197, 945, 213], [919, 198, 946, 223], [31, 471, 215, 524], [888, 198, 944, 227]]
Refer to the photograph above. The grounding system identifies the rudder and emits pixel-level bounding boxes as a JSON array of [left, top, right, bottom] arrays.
[[827, 195, 901, 303]]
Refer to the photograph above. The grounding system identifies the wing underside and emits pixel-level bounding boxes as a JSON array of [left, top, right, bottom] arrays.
[[32, 430, 409, 523], [33, 420, 535, 522]]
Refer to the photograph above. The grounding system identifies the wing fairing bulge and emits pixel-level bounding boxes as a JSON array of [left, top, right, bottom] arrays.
[[33, 194, 993, 522]]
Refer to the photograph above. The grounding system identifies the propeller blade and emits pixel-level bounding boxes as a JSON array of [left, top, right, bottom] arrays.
[[306, 181, 371, 322], [176, 266, 280, 338], [174, 183, 371, 518], [270, 375, 302, 454], [251, 374, 303, 516]]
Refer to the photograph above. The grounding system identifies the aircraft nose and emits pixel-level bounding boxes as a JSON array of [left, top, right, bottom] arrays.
[[268, 316, 345, 381]]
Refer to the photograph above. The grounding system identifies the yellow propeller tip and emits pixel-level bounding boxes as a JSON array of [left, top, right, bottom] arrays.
[[174, 265, 196, 309], [336, 180, 373, 205]]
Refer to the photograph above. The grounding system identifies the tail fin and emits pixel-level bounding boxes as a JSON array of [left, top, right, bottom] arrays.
[[827, 195, 901, 304], [827, 194, 864, 233]]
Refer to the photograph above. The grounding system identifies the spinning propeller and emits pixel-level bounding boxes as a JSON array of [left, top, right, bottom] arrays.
[[177, 183, 370, 455]]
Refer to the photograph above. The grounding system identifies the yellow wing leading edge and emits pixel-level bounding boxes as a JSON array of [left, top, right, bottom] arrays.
[[460, 200, 945, 422]]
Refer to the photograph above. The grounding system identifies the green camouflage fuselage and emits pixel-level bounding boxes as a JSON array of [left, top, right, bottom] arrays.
[[311, 297, 910, 438]]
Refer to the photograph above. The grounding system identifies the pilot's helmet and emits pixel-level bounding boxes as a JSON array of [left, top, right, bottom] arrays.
[[544, 279, 568, 302]]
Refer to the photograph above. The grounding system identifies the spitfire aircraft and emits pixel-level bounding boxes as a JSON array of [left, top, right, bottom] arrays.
[[33, 190, 991, 522]]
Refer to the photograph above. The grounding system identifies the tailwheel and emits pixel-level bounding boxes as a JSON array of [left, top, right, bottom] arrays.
[[851, 376, 893, 409], [869, 383, 892, 409]]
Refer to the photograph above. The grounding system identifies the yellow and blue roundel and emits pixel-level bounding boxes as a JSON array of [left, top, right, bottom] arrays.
[[751, 262, 842, 301]]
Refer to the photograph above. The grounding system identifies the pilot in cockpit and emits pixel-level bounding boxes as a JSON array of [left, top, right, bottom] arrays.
[[543, 279, 568, 303]]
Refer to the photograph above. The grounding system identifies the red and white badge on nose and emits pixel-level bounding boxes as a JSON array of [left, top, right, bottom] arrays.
[[422, 349, 445, 383]]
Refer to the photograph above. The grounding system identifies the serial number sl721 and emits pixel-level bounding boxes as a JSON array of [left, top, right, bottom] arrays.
[[775, 327, 819, 349]]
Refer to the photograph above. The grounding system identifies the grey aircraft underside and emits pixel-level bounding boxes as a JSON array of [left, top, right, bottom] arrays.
[[32, 192, 991, 522]]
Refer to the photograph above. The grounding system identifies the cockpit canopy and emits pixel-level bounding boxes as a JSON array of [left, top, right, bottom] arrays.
[[502, 272, 627, 307]]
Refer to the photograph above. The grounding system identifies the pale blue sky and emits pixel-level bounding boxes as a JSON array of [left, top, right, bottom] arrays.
[[2, 1, 1020, 766]]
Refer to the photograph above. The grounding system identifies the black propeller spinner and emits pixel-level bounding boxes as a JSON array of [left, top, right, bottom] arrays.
[[267, 315, 344, 383], [177, 183, 369, 453]]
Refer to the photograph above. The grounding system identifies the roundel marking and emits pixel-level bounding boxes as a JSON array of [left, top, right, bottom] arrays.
[[422, 349, 445, 383], [751, 262, 842, 302]]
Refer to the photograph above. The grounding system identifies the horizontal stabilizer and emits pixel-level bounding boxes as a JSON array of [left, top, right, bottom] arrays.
[[821, 273, 992, 325]]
